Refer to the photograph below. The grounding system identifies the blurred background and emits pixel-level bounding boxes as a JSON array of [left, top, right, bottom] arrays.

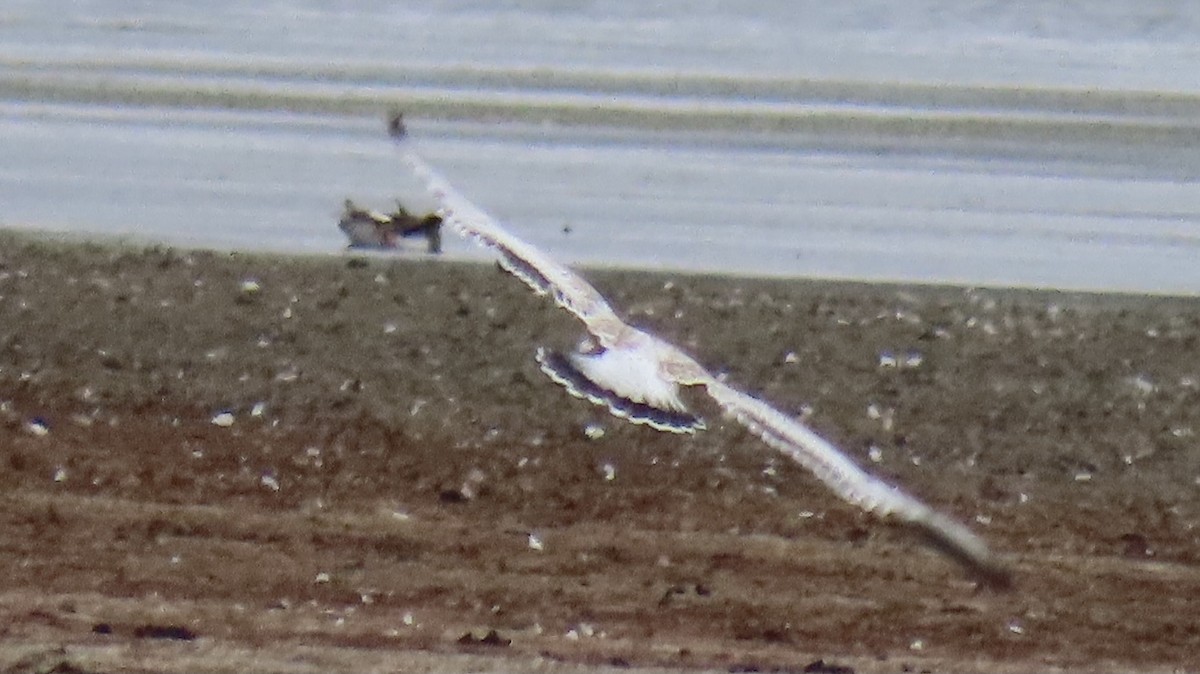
[[2, 1, 1198, 293]]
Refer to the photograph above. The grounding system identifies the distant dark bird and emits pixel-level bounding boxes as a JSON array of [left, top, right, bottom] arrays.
[[388, 201, 444, 254], [387, 113, 1010, 588], [338, 199, 442, 253], [338, 199, 395, 248]]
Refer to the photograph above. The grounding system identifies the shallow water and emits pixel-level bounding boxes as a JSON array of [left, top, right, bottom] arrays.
[[2, 1, 1199, 293]]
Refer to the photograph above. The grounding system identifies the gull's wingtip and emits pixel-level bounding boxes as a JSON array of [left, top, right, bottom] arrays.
[[972, 559, 1014, 591], [904, 516, 1014, 591], [387, 112, 407, 140]]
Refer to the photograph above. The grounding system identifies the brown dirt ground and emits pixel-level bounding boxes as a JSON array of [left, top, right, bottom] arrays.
[[1, 230, 1198, 673]]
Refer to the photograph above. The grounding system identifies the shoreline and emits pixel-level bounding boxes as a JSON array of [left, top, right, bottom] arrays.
[[8, 224, 1200, 302]]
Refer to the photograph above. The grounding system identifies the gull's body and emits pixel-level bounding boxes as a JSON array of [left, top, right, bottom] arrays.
[[387, 115, 1009, 587]]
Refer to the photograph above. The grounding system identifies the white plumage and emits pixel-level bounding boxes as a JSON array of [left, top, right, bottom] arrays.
[[387, 114, 1010, 587]]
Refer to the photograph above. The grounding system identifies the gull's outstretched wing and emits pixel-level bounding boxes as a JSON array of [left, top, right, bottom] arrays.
[[705, 380, 1011, 588], [388, 114, 626, 347]]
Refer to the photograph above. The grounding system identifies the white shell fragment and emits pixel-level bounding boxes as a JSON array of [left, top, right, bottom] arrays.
[[527, 533, 545, 551], [600, 462, 617, 481], [25, 419, 50, 436], [261, 474, 281, 491]]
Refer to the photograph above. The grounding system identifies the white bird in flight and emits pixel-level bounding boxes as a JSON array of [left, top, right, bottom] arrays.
[[387, 114, 1010, 588]]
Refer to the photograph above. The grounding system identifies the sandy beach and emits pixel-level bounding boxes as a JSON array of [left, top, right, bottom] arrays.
[[1, 229, 1198, 673]]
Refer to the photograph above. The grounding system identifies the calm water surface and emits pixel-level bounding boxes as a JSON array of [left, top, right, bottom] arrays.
[[2, 1, 1199, 293]]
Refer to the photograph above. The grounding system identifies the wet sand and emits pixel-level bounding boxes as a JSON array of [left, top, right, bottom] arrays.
[[1, 229, 1198, 673]]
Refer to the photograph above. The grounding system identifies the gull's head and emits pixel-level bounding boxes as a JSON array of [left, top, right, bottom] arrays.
[[576, 336, 602, 356]]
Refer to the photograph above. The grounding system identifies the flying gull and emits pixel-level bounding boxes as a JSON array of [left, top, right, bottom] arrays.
[[387, 114, 1010, 587]]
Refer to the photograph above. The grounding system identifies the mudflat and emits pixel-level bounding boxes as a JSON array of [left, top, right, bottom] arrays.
[[1, 230, 1197, 673]]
